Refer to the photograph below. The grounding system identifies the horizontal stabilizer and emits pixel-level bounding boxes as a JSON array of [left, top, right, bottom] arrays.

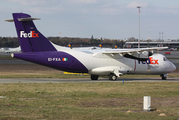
[[4, 19, 14, 22], [18, 17, 40, 21], [5, 17, 40, 22]]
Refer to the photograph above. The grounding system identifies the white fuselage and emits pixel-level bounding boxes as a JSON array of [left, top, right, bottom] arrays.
[[52, 44, 176, 76]]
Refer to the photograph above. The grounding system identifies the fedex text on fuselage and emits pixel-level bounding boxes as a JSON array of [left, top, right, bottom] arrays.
[[138, 57, 159, 65]]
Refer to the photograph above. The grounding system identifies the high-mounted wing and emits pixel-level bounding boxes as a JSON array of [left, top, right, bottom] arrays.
[[102, 47, 168, 54], [93, 47, 168, 60]]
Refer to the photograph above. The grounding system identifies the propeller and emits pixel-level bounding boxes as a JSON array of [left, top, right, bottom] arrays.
[[147, 50, 153, 71]]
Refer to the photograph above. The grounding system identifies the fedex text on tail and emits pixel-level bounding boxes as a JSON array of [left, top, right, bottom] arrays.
[[20, 31, 39, 38]]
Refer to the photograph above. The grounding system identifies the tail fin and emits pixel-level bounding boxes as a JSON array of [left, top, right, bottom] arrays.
[[9, 13, 56, 52]]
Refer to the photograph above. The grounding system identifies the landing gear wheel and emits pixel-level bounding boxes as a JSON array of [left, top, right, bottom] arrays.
[[109, 74, 117, 81], [91, 75, 99, 80], [161, 74, 167, 80], [162, 76, 167, 80]]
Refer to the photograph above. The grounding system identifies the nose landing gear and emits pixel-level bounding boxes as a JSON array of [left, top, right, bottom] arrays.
[[160, 74, 168, 80]]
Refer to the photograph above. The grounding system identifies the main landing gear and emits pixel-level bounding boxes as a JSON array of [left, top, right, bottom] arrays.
[[91, 75, 99, 80], [160, 74, 168, 80], [109, 73, 117, 81], [90, 74, 117, 81]]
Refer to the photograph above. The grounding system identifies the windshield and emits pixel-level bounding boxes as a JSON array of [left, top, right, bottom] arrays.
[[163, 57, 168, 61]]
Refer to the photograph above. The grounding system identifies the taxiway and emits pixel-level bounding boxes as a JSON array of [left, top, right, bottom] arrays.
[[0, 77, 178, 83]]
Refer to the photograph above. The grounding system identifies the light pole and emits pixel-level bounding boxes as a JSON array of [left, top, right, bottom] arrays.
[[137, 6, 141, 48], [159, 32, 161, 40]]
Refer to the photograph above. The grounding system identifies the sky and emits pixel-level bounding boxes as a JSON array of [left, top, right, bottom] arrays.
[[1, 0, 179, 40]]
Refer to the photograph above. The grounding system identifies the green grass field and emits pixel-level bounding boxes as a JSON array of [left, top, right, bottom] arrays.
[[0, 82, 178, 120]]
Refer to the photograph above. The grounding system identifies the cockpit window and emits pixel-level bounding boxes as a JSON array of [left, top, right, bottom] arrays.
[[163, 57, 168, 61]]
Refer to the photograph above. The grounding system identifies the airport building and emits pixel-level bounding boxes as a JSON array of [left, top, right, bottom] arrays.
[[124, 40, 179, 50]]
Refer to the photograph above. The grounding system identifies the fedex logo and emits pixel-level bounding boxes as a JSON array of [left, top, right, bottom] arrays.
[[20, 31, 39, 38], [138, 57, 159, 65]]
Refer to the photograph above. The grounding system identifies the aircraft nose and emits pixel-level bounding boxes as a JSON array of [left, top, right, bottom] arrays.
[[171, 62, 176, 72]]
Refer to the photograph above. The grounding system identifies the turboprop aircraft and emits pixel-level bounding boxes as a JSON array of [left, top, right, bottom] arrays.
[[5, 13, 176, 81], [1, 46, 21, 53]]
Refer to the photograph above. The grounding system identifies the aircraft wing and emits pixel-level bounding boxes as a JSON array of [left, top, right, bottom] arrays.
[[93, 47, 168, 57]]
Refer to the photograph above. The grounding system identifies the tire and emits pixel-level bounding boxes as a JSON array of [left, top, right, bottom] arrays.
[[109, 74, 117, 81], [161, 74, 167, 80], [162, 76, 167, 80], [91, 75, 99, 80]]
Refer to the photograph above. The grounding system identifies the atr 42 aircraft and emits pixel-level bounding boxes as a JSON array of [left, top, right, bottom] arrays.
[[5, 13, 176, 81]]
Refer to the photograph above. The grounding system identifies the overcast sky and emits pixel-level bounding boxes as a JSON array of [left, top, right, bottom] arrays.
[[1, 0, 179, 40]]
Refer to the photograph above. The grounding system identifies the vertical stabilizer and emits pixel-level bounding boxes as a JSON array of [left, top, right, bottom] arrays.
[[12, 13, 56, 52]]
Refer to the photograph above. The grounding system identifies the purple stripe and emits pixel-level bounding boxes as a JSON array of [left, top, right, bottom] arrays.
[[13, 51, 88, 73]]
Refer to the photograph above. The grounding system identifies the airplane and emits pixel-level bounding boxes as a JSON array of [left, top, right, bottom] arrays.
[[1, 46, 21, 53], [5, 13, 176, 81]]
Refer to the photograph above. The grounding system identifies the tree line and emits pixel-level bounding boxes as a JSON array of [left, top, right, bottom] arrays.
[[0, 36, 125, 48]]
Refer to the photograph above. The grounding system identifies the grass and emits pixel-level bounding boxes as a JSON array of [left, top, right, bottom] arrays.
[[0, 73, 90, 79], [0, 82, 178, 119]]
